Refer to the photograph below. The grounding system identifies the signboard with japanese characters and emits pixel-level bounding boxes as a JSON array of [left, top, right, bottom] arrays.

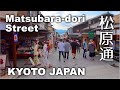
[[88, 31, 94, 39], [99, 15, 114, 61], [0, 55, 7, 69]]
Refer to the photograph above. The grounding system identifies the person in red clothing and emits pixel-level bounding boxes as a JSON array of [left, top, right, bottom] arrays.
[[70, 39, 78, 59]]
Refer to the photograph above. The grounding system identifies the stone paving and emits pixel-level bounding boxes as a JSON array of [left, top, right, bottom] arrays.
[[0, 49, 119, 79]]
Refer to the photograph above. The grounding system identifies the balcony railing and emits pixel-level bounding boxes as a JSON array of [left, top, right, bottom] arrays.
[[81, 22, 100, 31]]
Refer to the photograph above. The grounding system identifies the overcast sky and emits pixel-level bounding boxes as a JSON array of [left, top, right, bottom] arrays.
[[41, 11, 119, 30]]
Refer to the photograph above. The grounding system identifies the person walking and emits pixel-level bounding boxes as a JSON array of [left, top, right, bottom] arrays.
[[88, 39, 96, 60], [43, 41, 52, 68], [57, 39, 65, 61], [54, 41, 58, 51], [76, 40, 81, 53], [64, 39, 71, 61], [70, 39, 78, 59], [33, 39, 40, 65], [82, 39, 88, 59]]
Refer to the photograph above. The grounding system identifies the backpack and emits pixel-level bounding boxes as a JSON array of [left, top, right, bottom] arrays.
[[47, 45, 50, 51]]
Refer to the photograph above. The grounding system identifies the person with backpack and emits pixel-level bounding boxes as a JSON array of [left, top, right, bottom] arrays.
[[82, 39, 88, 59], [88, 39, 96, 60]]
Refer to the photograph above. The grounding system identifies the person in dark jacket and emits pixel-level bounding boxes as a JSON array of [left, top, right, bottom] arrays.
[[64, 39, 71, 61], [71, 39, 78, 59], [88, 39, 96, 60]]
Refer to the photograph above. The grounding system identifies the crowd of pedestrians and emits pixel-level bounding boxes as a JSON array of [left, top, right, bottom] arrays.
[[33, 38, 96, 68], [56, 38, 96, 62]]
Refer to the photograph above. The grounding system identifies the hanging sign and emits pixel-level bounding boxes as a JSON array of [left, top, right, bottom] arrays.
[[14, 33, 18, 43]]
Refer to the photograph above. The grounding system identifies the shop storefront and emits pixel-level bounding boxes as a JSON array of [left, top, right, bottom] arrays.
[[0, 22, 13, 76], [16, 32, 37, 59], [113, 27, 120, 61]]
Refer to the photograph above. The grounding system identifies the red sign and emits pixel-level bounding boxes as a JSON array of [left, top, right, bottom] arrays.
[[0, 55, 7, 69], [14, 34, 18, 42]]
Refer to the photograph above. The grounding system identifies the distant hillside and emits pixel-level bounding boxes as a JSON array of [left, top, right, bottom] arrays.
[[55, 30, 67, 35]]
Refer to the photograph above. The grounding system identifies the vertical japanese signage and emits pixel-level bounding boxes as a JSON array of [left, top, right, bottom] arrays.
[[88, 31, 94, 39], [99, 15, 114, 61]]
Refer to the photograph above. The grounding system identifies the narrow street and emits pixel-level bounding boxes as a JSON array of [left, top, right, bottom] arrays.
[[11, 49, 119, 79], [0, 11, 119, 79]]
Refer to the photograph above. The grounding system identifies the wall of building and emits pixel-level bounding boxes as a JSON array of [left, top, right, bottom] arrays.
[[114, 14, 120, 24], [17, 11, 29, 16]]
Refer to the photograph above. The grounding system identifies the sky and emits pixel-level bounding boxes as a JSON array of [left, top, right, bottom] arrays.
[[41, 11, 119, 34]]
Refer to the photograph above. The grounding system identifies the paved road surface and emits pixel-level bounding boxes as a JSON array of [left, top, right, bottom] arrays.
[[1, 49, 119, 79]]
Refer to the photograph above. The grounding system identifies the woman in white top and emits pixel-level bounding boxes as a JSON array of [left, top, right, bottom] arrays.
[[43, 41, 52, 68]]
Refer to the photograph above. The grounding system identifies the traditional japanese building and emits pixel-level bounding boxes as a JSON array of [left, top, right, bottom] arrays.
[[67, 12, 114, 51], [113, 14, 120, 61], [0, 11, 50, 67], [0, 11, 19, 67]]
